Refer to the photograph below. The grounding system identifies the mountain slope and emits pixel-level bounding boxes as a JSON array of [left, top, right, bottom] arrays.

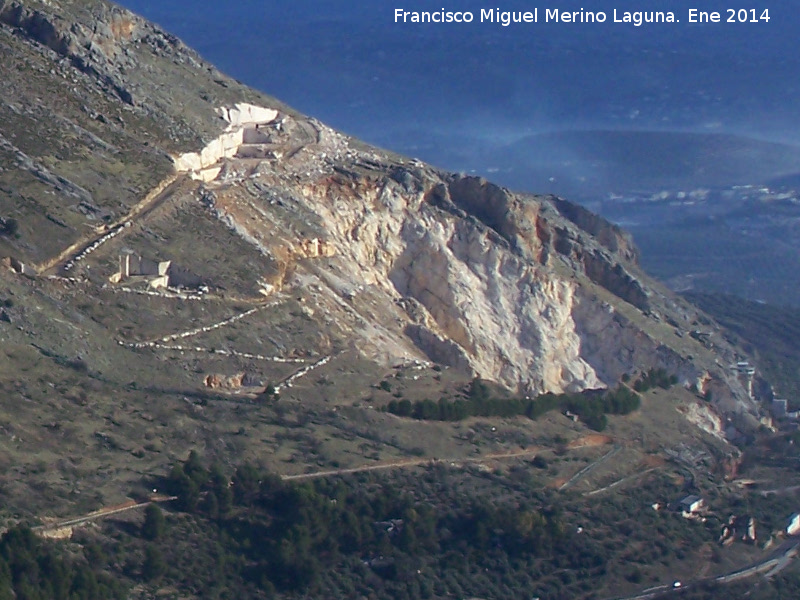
[[0, 0, 760, 515], [0, 0, 755, 398]]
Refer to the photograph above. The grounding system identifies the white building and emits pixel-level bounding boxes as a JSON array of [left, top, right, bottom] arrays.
[[731, 361, 756, 399], [679, 495, 704, 514], [787, 513, 800, 536]]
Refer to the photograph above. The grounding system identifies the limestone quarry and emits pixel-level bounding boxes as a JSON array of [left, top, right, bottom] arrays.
[[147, 100, 747, 406], [2, 75, 756, 406], [0, 0, 768, 522], [5, 5, 800, 599], [173, 103, 279, 180]]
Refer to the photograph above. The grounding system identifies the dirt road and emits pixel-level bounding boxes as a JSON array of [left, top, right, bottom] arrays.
[[34, 495, 177, 535], [282, 447, 544, 481], [37, 174, 183, 275]]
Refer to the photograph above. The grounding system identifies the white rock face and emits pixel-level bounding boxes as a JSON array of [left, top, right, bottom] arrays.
[[216, 103, 279, 129], [190, 166, 223, 182], [174, 104, 278, 174], [174, 129, 243, 172], [682, 400, 726, 441], [390, 218, 601, 392], [283, 175, 613, 393], [199, 115, 752, 403]]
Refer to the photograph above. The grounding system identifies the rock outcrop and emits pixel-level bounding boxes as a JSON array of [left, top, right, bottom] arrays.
[[0, 0, 756, 410], [196, 127, 751, 400], [0, 0, 141, 104], [174, 104, 279, 174]]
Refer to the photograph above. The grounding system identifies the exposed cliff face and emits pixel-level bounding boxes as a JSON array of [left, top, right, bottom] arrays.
[[435, 176, 652, 312], [0, 0, 756, 409], [186, 123, 750, 400], [550, 196, 639, 262]]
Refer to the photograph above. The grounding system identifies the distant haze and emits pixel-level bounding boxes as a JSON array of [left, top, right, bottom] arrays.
[[118, 1, 800, 146]]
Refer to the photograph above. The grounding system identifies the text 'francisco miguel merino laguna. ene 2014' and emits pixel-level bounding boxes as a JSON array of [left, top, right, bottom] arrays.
[[394, 8, 682, 27]]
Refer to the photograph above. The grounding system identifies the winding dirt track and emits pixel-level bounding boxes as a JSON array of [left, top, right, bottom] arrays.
[[32, 452, 546, 535], [33, 435, 613, 535], [34, 495, 177, 534], [282, 447, 552, 481], [37, 174, 183, 275]]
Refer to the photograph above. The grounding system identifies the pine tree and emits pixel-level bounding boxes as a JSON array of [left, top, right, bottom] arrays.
[[142, 546, 166, 581], [142, 504, 166, 541]]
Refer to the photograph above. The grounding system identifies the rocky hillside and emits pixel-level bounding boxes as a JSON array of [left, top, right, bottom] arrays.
[[0, 0, 757, 400], [0, 0, 765, 513]]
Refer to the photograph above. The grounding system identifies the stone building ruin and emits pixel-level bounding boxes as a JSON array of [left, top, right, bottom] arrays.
[[110, 250, 203, 289], [2, 256, 37, 277]]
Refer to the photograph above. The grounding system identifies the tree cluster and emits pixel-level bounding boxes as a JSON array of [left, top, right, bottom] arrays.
[[385, 379, 641, 431], [163, 455, 573, 595], [0, 525, 125, 600], [165, 450, 233, 517], [633, 368, 679, 392]]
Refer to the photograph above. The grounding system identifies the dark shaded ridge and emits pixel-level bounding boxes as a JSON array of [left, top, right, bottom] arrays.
[[0, 0, 135, 104], [581, 250, 651, 312], [446, 175, 520, 243], [438, 175, 650, 312], [550, 195, 639, 263]]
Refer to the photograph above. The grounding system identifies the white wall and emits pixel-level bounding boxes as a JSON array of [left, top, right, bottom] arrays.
[[174, 104, 279, 174]]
